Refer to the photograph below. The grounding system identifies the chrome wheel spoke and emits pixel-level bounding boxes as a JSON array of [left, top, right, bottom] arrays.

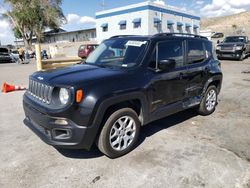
[[205, 89, 217, 111], [109, 115, 136, 151]]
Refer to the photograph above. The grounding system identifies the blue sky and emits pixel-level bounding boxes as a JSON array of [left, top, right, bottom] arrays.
[[0, 0, 250, 44]]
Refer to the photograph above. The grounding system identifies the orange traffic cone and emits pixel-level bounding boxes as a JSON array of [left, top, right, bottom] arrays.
[[1, 82, 26, 93]]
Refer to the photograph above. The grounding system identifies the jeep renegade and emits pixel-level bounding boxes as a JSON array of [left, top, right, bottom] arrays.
[[23, 33, 223, 158]]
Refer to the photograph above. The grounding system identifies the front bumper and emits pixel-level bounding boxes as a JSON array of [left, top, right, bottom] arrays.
[[216, 50, 243, 59], [23, 98, 96, 150]]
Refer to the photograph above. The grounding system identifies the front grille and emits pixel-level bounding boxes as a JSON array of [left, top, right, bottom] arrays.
[[221, 46, 234, 51], [28, 79, 53, 104]]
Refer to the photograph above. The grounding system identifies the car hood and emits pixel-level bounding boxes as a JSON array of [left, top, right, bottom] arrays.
[[218, 42, 244, 47], [31, 64, 127, 87]]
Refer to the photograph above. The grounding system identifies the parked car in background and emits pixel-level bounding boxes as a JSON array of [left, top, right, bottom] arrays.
[[10, 49, 20, 63], [23, 33, 222, 158], [216, 36, 250, 60], [211, 32, 224, 38], [78, 44, 98, 59], [0, 48, 14, 63]]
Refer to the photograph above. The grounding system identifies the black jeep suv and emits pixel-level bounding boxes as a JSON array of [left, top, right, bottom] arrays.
[[23, 33, 222, 158], [216, 35, 250, 60]]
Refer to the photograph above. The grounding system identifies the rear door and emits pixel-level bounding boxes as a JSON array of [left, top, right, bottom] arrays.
[[185, 39, 210, 98]]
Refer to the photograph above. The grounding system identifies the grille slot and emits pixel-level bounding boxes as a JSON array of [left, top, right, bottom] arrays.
[[28, 79, 53, 104]]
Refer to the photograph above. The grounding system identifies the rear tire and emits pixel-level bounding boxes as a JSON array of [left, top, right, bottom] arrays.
[[198, 85, 218, 116], [97, 108, 140, 158]]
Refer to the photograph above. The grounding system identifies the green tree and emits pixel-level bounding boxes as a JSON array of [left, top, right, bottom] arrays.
[[13, 27, 22, 39], [3, 0, 66, 49]]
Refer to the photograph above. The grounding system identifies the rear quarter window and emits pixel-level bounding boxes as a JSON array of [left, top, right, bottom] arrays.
[[204, 41, 213, 58], [186, 40, 206, 65]]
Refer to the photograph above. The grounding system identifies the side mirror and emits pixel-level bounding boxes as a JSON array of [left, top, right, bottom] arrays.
[[158, 59, 176, 72]]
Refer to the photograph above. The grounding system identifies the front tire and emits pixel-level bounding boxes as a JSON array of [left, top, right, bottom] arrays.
[[198, 85, 218, 116], [239, 51, 245, 61], [97, 108, 140, 158]]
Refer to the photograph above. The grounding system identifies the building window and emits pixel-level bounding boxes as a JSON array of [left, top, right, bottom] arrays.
[[193, 25, 199, 34], [154, 17, 161, 28], [167, 20, 174, 30], [103, 27, 108, 32], [133, 18, 141, 28], [177, 22, 183, 33], [185, 23, 192, 33], [101, 23, 108, 32], [118, 20, 127, 30], [120, 24, 126, 30], [134, 22, 141, 28]]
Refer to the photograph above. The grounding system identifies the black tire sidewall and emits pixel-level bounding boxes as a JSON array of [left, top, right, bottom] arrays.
[[98, 108, 140, 158]]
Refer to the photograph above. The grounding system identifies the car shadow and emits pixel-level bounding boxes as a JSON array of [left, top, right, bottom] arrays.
[[135, 108, 198, 148], [56, 145, 104, 159], [56, 108, 198, 159]]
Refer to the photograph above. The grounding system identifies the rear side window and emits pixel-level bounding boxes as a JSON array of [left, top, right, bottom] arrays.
[[157, 40, 184, 68], [187, 40, 205, 64], [204, 41, 212, 58]]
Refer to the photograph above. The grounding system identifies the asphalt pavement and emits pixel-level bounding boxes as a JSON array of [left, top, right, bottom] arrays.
[[0, 59, 250, 188]]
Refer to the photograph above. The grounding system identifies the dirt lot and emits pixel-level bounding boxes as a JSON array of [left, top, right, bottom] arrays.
[[0, 59, 250, 188]]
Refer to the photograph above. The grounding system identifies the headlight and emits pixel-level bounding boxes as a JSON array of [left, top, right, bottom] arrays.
[[59, 88, 70, 105], [216, 46, 221, 50], [235, 46, 243, 50]]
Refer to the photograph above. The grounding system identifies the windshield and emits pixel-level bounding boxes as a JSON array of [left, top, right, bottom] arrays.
[[85, 38, 148, 68], [223, 36, 246, 43]]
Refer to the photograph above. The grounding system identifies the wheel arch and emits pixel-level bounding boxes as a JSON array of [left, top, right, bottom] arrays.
[[202, 75, 223, 95], [84, 92, 149, 148]]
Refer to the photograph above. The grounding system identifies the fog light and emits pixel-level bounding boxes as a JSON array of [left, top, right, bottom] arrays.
[[54, 119, 68, 125]]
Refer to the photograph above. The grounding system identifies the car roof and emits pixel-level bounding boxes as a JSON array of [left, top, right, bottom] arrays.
[[109, 33, 208, 42]]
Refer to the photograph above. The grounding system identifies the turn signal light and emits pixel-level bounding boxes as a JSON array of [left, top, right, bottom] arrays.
[[76, 89, 83, 103]]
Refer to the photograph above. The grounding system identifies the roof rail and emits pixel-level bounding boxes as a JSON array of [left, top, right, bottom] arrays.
[[110, 35, 138, 39], [153, 33, 208, 40]]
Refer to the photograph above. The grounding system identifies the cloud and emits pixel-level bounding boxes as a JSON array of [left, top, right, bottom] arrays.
[[66, 13, 96, 25], [0, 19, 15, 44], [201, 0, 250, 17], [196, 1, 204, 5]]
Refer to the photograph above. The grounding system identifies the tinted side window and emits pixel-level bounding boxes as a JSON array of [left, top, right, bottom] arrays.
[[158, 40, 184, 68], [204, 41, 212, 58], [148, 49, 156, 69], [187, 40, 205, 64]]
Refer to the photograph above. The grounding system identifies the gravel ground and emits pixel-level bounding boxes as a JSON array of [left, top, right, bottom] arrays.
[[0, 59, 250, 188]]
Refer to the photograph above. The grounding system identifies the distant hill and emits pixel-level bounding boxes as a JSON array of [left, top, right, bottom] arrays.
[[201, 11, 250, 36]]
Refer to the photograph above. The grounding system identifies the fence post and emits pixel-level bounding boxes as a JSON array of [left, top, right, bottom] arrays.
[[35, 44, 42, 71]]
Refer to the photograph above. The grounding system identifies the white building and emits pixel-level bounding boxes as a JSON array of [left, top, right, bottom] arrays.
[[96, 0, 200, 42]]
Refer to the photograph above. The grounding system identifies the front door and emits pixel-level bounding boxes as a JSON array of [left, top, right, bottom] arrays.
[[149, 39, 188, 112]]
